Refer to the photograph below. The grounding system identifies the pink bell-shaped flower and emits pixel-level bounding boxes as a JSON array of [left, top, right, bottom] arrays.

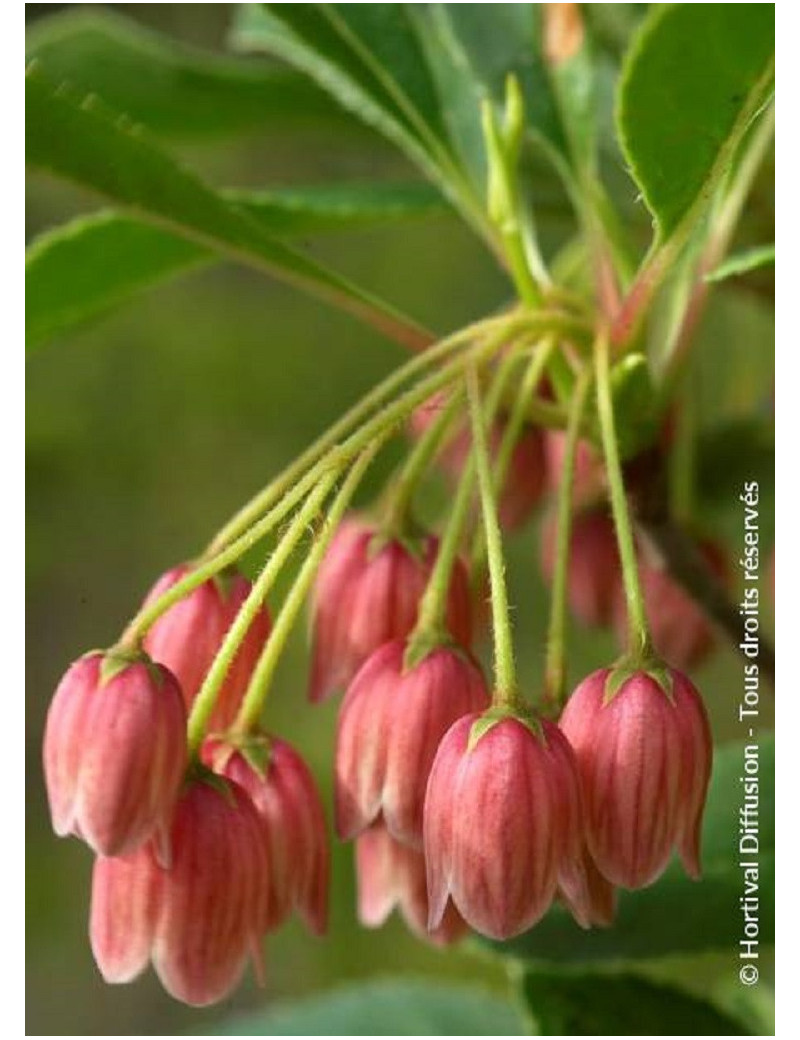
[[559, 665, 712, 889], [335, 640, 489, 848], [43, 649, 186, 857], [90, 773, 269, 1007], [410, 392, 547, 530], [203, 734, 329, 936], [143, 565, 271, 730], [308, 517, 473, 703], [355, 823, 468, 946], [539, 507, 622, 628], [423, 709, 584, 940]]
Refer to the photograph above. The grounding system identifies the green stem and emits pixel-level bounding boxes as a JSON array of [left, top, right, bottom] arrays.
[[594, 331, 650, 656], [124, 312, 590, 645], [494, 337, 556, 490], [387, 388, 463, 531], [234, 443, 382, 734], [206, 312, 521, 556], [124, 329, 528, 644], [469, 338, 557, 575], [467, 367, 518, 705], [185, 470, 340, 755], [543, 365, 593, 710], [411, 348, 525, 647]]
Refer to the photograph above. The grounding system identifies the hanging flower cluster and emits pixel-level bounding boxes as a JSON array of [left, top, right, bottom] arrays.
[[39, 59, 737, 1008], [42, 308, 721, 1006]]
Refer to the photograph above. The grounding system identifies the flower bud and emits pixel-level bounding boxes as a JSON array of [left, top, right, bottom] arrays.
[[203, 735, 329, 936], [539, 507, 622, 628], [143, 566, 271, 730], [309, 517, 472, 702], [424, 710, 584, 940], [90, 774, 269, 1007], [335, 640, 489, 848], [355, 823, 467, 946], [616, 540, 728, 670], [559, 666, 712, 889], [410, 393, 547, 530], [43, 650, 186, 857]]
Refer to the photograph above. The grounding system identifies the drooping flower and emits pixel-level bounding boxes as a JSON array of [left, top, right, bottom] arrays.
[[43, 649, 186, 857], [143, 565, 271, 730], [410, 392, 547, 530], [355, 822, 467, 946], [559, 665, 712, 889], [539, 507, 622, 628], [335, 640, 489, 847], [423, 710, 585, 940], [203, 734, 329, 936], [90, 773, 269, 1007], [308, 517, 472, 703]]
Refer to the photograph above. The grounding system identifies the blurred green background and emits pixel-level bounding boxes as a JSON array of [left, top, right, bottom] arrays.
[[26, 5, 774, 1034]]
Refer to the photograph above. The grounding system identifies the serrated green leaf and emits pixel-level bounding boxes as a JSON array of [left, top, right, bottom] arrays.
[[705, 244, 775, 284], [25, 65, 431, 351], [478, 735, 774, 963], [404, 6, 490, 190], [521, 969, 751, 1035], [617, 5, 774, 242], [26, 182, 447, 349], [231, 6, 449, 177], [26, 8, 351, 139], [229, 4, 489, 244], [203, 980, 525, 1035]]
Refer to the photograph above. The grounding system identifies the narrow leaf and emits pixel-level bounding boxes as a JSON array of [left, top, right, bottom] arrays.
[[229, 5, 487, 240], [230, 5, 443, 177], [705, 244, 775, 284], [26, 183, 446, 349], [25, 65, 432, 351], [617, 4, 774, 241], [26, 8, 350, 139]]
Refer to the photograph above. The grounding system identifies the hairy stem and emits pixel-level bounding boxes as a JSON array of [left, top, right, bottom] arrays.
[[594, 331, 651, 656], [411, 347, 526, 645], [186, 471, 340, 755], [467, 367, 518, 705], [543, 365, 594, 710], [234, 443, 382, 733]]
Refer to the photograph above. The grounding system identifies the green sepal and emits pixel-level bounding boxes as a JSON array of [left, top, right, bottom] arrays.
[[210, 565, 241, 602], [185, 761, 237, 806], [367, 525, 426, 563], [204, 730, 273, 778], [603, 652, 674, 705], [98, 644, 164, 688], [402, 628, 474, 674], [467, 702, 543, 753]]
